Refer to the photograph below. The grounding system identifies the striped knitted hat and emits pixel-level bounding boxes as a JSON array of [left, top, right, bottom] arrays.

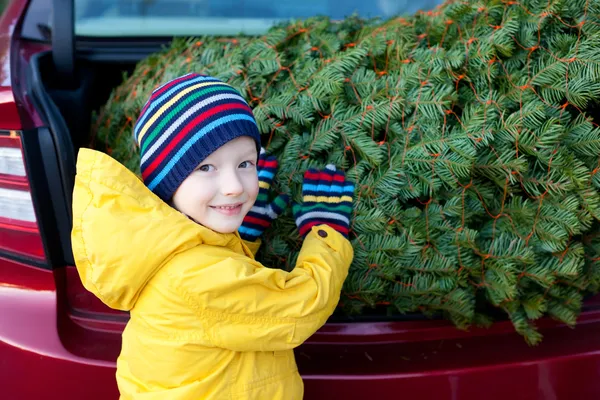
[[134, 73, 261, 201]]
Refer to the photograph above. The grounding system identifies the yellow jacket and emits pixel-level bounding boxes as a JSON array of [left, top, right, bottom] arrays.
[[71, 149, 354, 400]]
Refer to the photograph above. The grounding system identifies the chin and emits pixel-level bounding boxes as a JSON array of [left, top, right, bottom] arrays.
[[208, 221, 243, 234], [218, 227, 240, 234]]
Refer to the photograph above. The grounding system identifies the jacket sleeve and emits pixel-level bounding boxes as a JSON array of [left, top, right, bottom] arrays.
[[171, 224, 353, 352]]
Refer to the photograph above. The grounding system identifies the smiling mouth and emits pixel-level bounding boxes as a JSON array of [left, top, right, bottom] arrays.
[[210, 203, 244, 216]]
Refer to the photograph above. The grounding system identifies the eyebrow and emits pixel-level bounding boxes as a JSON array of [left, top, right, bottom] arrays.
[[240, 150, 258, 159]]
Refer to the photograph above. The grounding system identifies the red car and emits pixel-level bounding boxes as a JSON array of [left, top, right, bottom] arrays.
[[2, 0, 600, 399]]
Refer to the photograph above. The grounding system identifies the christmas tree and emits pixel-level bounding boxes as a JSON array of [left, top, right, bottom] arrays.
[[91, 0, 600, 344]]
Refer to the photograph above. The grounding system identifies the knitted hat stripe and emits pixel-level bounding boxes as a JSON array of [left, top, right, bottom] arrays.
[[138, 74, 197, 119], [140, 93, 246, 164], [135, 74, 215, 139], [138, 81, 230, 146], [136, 74, 219, 137], [146, 114, 257, 190], [137, 80, 225, 143], [140, 95, 250, 167], [141, 102, 254, 177], [141, 105, 256, 181], [134, 75, 219, 140], [149, 72, 197, 101], [140, 86, 239, 152], [141, 109, 256, 180], [139, 89, 242, 156]]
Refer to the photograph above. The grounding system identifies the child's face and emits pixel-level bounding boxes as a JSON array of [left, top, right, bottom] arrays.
[[171, 136, 259, 233]]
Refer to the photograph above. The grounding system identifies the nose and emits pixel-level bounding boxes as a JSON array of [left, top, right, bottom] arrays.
[[221, 169, 244, 196]]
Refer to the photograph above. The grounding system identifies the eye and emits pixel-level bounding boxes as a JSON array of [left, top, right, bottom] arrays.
[[239, 160, 255, 169], [197, 164, 215, 172]]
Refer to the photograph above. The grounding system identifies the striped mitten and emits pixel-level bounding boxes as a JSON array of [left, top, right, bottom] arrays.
[[238, 148, 289, 242], [293, 165, 354, 238]]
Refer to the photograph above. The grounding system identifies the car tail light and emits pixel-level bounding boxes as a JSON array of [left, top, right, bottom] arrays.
[[0, 131, 45, 260]]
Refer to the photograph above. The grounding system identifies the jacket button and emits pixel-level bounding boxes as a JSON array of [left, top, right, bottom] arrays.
[[318, 230, 328, 238]]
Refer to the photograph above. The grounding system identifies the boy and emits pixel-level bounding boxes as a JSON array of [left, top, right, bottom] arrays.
[[71, 73, 354, 399]]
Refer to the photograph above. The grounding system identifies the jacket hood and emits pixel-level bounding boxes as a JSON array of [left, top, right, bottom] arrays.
[[71, 148, 246, 311]]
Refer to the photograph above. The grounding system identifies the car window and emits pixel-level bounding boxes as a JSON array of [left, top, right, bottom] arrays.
[[22, 0, 444, 39]]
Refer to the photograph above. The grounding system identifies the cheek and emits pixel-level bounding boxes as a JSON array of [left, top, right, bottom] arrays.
[[173, 177, 214, 213], [248, 177, 259, 200]]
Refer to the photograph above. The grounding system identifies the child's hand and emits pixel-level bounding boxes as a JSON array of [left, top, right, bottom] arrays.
[[293, 165, 354, 238], [238, 148, 289, 242]]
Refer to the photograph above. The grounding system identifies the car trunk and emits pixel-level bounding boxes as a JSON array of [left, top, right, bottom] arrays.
[[16, 24, 600, 400]]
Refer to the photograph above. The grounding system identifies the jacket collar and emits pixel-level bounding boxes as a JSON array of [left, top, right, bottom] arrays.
[[71, 149, 251, 311]]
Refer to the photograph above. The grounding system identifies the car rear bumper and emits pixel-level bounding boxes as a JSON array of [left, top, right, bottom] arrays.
[[301, 319, 600, 399], [2, 261, 600, 400], [3, 323, 600, 400]]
